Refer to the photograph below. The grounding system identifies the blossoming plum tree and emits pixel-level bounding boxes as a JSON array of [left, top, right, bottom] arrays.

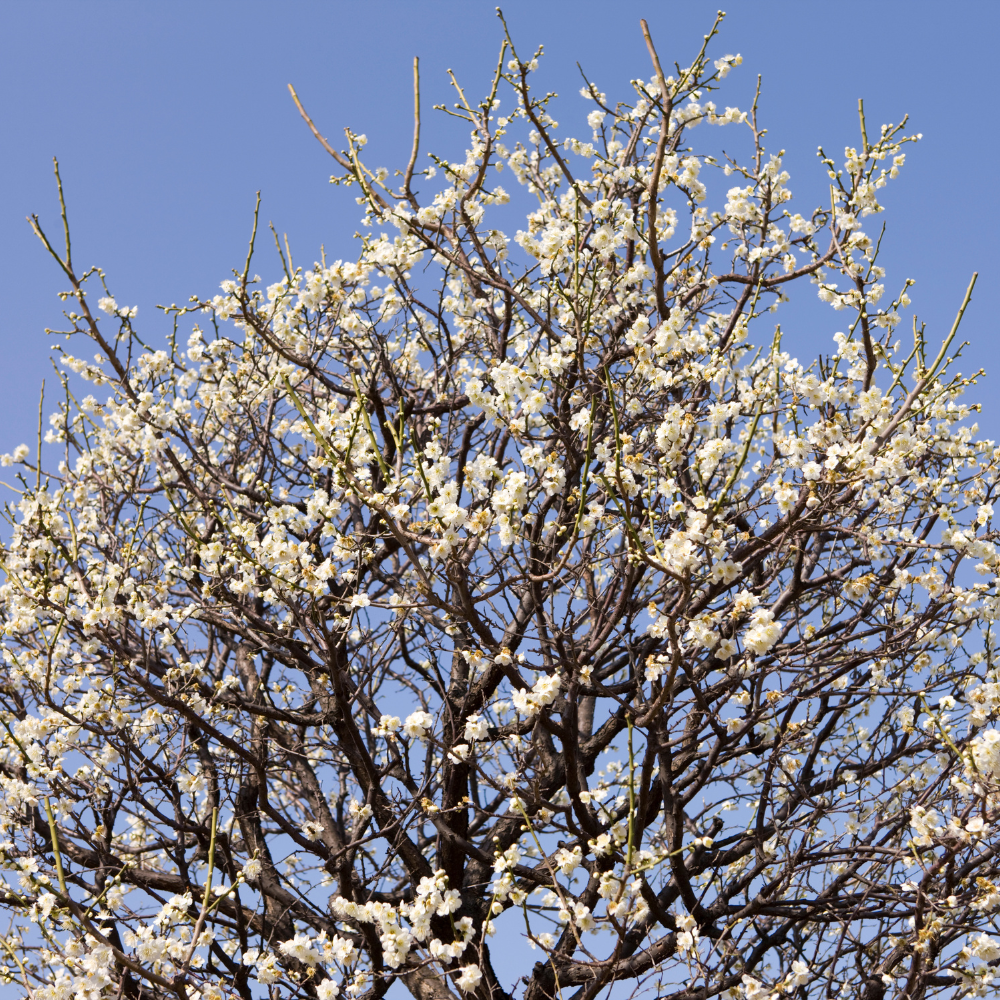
[[3, 11, 1000, 1000]]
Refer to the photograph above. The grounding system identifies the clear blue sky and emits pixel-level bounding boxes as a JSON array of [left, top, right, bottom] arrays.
[[1, 1, 997, 453], [0, 2, 996, 987]]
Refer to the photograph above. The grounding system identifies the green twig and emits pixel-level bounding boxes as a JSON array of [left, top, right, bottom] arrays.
[[44, 798, 67, 895]]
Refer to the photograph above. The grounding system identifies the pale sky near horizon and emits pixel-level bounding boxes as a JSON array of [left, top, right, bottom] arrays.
[[1, 0, 997, 457]]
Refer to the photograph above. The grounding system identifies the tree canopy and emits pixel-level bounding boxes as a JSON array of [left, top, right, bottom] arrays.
[[2, 12, 999, 1000]]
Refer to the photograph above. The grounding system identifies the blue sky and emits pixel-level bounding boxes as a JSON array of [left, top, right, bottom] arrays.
[[0, 4, 995, 989], [1, 0, 997, 454]]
